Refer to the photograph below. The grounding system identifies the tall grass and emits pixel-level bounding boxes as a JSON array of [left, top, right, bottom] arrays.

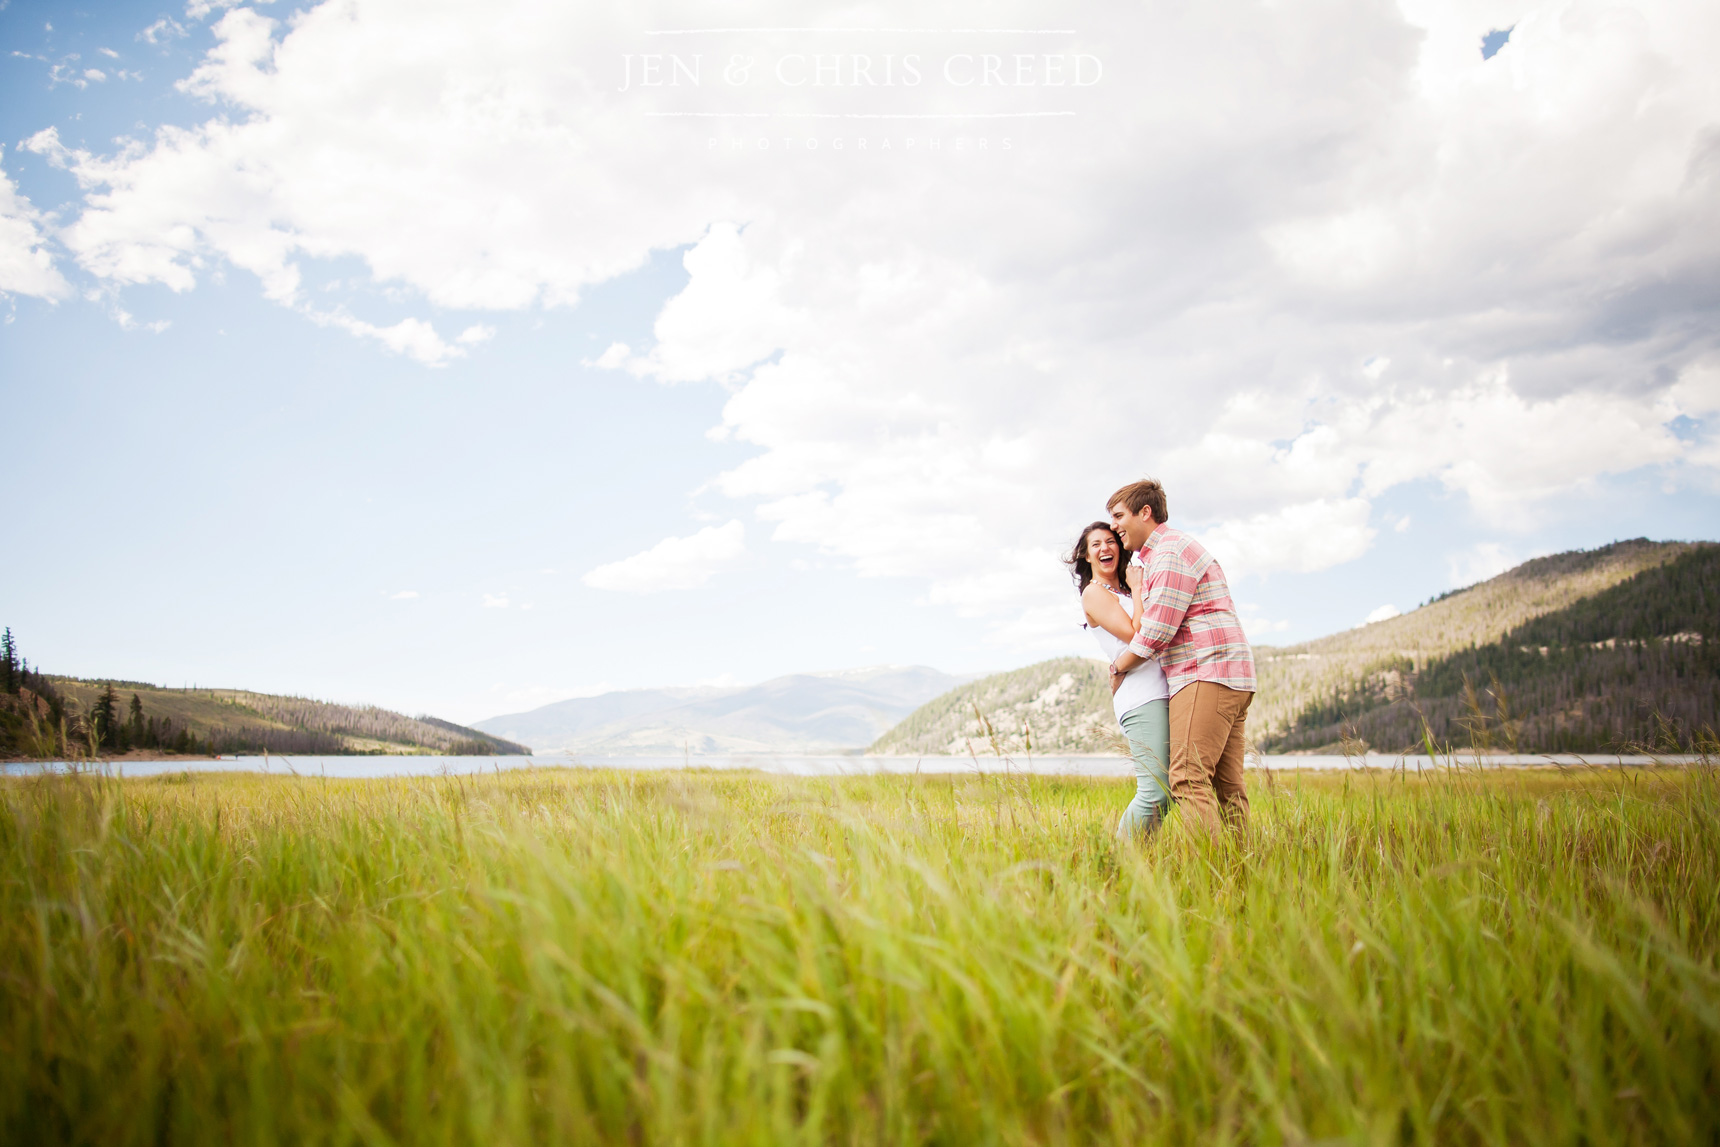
[[2, 765, 1716, 1144]]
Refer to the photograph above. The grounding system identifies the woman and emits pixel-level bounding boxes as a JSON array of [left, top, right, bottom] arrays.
[[1067, 522, 1171, 837]]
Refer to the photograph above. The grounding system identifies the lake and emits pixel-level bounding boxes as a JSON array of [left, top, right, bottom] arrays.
[[1, 750, 1700, 778]]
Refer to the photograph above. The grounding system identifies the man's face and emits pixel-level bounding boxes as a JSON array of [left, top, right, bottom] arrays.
[[1109, 502, 1156, 550]]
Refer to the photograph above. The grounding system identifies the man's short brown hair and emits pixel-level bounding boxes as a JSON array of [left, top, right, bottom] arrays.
[[1107, 478, 1168, 524]]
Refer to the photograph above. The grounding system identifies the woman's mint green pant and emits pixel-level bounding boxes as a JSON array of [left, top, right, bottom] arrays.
[[1117, 699, 1171, 838]]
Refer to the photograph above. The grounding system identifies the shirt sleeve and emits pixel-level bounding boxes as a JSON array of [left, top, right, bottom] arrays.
[[1129, 551, 1196, 656]]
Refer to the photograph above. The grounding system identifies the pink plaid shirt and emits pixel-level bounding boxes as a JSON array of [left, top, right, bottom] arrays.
[[1127, 523, 1256, 695]]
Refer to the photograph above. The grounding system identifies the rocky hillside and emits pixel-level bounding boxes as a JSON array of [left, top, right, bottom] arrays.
[[869, 658, 1121, 756]]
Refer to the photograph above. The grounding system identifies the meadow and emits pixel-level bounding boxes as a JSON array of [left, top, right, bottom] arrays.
[[2, 763, 1716, 1145]]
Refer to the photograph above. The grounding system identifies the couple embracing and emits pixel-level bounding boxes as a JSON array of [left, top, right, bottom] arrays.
[[1068, 479, 1257, 841]]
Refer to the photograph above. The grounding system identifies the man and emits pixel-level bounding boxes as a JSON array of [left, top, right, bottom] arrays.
[[1107, 479, 1256, 839]]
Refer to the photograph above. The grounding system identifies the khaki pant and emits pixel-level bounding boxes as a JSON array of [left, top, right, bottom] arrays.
[[1167, 681, 1252, 839]]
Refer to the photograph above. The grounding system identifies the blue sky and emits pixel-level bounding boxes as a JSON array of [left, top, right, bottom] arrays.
[[3, 0, 1717, 723]]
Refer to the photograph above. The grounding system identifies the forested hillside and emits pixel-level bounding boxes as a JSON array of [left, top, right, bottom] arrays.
[[869, 658, 1119, 756], [0, 631, 528, 760], [870, 539, 1716, 756], [1250, 539, 1696, 742], [1263, 543, 1717, 752]]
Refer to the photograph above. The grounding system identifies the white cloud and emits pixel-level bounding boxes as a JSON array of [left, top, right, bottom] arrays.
[[20, 0, 1720, 651], [312, 310, 468, 366], [1363, 604, 1402, 625], [114, 306, 170, 333], [1667, 358, 1720, 470], [389, 590, 418, 600], [583, 521, 746, 593], [1448, 543, 1520, 588], [45, 4, 717, 318], [622, 221, 795, 383], [23, 123, 475, 363], [1237, 604, 1292, 637], [84, 69, 107, 82], [185, 0, 253, 21], [138, 18, 187, 44], [100, 48, 120, 59], [1201, 499, 1378, 584], [482, 593, 510, 609], [0, 149, 70, 300], [591, 341, 631, 369], [46, 64, 91, 90]]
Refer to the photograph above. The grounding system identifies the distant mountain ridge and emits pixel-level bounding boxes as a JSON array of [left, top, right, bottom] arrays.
[[1, 660, 529, 760], [870, 539, 1716, 756], [473, 666, 967, 754]]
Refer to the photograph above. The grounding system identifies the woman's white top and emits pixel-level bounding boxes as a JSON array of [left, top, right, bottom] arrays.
[[1089, 586, 1169, 720]]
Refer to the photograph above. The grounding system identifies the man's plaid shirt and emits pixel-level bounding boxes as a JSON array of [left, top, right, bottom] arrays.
[[1127, 523, 1257, 695]]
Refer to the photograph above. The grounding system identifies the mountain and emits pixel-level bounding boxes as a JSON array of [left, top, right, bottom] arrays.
[[869, 658, 1119, 756], [51, 681, 530, 757], [1260, 541, 1716, 753], [0, 641, 529, 760], [1250, 538, 1702, 746], [870, 539, 1716, 756], [473, 666, 966, 754]]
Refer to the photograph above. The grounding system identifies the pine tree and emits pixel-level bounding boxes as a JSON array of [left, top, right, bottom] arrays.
[[129, 693, 145, 748], [1, 628, 17, 694], [93, 684, 119, 743]]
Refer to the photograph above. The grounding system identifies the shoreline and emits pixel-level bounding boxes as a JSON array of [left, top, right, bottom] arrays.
[[5, 750, 1709, 780], [0, 750, 220, 765]]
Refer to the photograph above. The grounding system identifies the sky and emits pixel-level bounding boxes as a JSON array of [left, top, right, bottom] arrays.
[[2, 0, 1717, 725]]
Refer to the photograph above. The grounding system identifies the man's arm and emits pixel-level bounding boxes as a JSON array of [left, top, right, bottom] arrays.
[[1106, 566, 1146, 687], [1108, 647, 1142, 694], [1128, 552, 1196, 657], [1130, 561, 1146, 631]]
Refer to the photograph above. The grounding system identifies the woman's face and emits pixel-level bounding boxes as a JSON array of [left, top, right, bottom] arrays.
[[1085, 529, 1121, 580]]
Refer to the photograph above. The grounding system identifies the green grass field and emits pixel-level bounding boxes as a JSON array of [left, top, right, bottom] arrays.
[[3, 764, 1716, 1145]]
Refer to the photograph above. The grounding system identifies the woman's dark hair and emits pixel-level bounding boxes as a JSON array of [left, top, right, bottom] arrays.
[[1065, 521, 1130, 594]]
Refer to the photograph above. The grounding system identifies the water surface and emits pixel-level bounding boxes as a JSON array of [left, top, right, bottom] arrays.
[[3, 750, 1698, 779]]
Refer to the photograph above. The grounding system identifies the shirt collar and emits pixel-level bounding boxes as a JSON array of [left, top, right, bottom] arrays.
[[1143, 522, 1171, 552]]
